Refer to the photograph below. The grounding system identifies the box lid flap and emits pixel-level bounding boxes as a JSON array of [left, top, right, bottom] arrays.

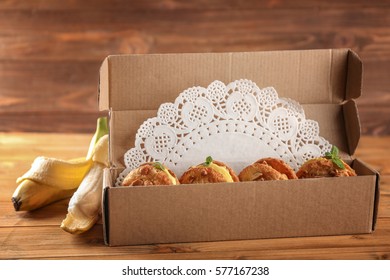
[[99, 49, 362, 111], [98, 49, 362, 165]]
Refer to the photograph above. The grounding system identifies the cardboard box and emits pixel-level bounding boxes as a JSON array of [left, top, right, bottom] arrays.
[[99, 49, 380, 246]]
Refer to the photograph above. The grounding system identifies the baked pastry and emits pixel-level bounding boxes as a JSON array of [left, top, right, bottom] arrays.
[[239, 157, 298, 181], [180, 156, 239, 184], [296, 146, 356, 178], [122, 162, 179, 186], [296, 158, 356, 178]]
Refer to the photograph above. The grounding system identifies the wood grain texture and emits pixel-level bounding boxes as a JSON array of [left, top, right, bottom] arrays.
[[0, 1, 389, 134], [0, 133, 389, 260], [1, 221, 390, 260], [0, 0, 388, 11]]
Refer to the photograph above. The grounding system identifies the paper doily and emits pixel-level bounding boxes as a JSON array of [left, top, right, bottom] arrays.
[[116, 79, 331, 186]]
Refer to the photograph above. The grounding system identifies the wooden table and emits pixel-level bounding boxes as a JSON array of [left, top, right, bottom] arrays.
[[1, 133, 389, 260]]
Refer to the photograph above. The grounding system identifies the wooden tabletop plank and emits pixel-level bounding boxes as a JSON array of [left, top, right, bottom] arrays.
[[0, 29, 389, 63], [41, 248, 390, 260], [0, 199, 70, 227], [1, 219, 389, 260], [0, 8, 388, 65], [0, 7, 388, 33], [0, 132, 91, 203], [0, 0, 389, 11]]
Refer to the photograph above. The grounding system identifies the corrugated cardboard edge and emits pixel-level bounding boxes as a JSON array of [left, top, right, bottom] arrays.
[[354, 158, 381, 231], [99, 57, 111, 245], [346, 50, 363, 100], [343, 49, 362, 156], [102, 168, 112, 245], [98, 57, 110, 111], [373, 171, 381, 231], [343, 100, 361, 156], [98, 49, 361, 112]]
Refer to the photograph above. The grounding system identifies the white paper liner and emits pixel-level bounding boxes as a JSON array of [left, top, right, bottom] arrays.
[[116, 79, 331, 186]]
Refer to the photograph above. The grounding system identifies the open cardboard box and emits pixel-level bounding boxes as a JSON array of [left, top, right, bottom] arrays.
[[99, 49, 380, 246]]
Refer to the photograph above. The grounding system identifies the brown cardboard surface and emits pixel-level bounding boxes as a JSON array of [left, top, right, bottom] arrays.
[[104, 163, 376, 246], [99, 49, 359, 112], [343, 100, 361, 155], [98, 58, 109, 111], [353, 159, 380, 230], [346, 50, 363, 100], [98, 49, 379, 246]]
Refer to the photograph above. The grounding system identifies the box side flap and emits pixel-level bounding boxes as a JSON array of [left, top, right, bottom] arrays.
[[109, 110, 157, 167], [346, 50, 363, 100], [99, 57, 110, 111], [343, 100, 361, 155], [99, 49, 351, 112], [353, 159, 380, 231]]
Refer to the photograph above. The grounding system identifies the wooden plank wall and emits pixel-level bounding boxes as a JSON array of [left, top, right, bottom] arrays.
[[0, 0, 389, 135]]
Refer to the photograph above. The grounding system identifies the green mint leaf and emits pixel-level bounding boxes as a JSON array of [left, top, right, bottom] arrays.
[[324, 152, 332, 159], [332, 158, 345, 169], [331, 145, 339, 157], [325, 145, 345, 169], [203, 156, 213, 166], [153, 162, 165, 171]]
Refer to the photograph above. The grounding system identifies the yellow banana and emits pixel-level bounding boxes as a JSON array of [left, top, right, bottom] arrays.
[[61, 134, 109, 234], [16, 157, 92, 189], [12, 157, 92, 211], [12, 180, 76, 211], [12, 117, 108, 211]]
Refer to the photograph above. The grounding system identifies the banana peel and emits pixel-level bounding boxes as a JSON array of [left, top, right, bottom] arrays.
[[12, 117, 108, 212], [16, 157, 92, 190], [60, 163, 105, 234], [61, 134, 109, 234], [86, 116, 108, 160]]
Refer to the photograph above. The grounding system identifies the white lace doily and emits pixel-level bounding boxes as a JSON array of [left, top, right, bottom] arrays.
[[116, 79, 331, 186]]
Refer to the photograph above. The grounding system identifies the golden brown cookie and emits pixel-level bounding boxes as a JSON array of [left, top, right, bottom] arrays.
[[296, 157, 356, 178], [255, 158, 298, 179], [122, 162, 179, 186], [180, 157, 239, 184], [239, 157, 297, 181]]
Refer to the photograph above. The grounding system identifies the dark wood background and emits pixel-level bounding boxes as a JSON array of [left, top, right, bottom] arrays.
[[0, 0, 389, 135]]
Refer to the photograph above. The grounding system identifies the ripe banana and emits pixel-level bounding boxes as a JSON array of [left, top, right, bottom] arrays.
[[61, 134, 109, 234], [12, 117, 108, 211], [16, 157, 92, 189], [12, 180, 77, 211]]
